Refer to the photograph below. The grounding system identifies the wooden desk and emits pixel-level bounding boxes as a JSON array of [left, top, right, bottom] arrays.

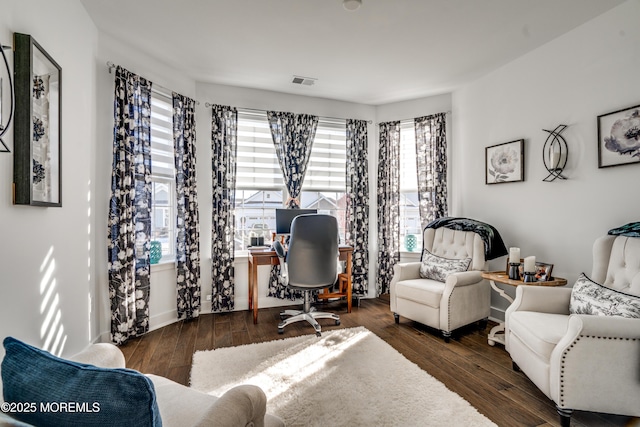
[[248, 245, 354, 324], [482, 271, 567, 346]]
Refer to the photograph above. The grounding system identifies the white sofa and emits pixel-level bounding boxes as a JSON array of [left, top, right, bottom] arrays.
[[390, 227, 490, 341], [1, 342, 284, 427], [505, 234, 640, 426]]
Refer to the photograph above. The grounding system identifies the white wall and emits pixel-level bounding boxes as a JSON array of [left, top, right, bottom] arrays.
[[452, 0, 640, 320], [196, 82, 377, 310], [0, 0, 98, 358]]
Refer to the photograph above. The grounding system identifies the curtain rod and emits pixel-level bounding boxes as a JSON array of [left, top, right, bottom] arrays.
[[106, 61, 200, 105], [204, 103, 373, 124], [376, 110, 452, 126]]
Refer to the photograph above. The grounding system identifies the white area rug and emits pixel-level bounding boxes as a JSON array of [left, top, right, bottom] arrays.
[[191, 327, 495, 427]]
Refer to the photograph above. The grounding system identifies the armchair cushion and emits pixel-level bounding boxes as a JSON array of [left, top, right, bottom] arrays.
[[508, 311, 570, 361], [569, 273, 640, 318], [1, 337, 161, 427], [419, 250, 471, 282]]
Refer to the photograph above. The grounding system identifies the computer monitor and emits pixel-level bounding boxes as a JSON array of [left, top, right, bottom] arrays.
[[275, 209, 317, 234]]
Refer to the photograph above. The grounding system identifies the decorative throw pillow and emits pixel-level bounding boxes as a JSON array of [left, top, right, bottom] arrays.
[[419, 250, 472, 282], [1, 337, 162, 427], [569, 273, 640, 318]]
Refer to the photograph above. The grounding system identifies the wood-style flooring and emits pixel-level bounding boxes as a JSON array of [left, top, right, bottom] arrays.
[[119, 295, 636, 427]]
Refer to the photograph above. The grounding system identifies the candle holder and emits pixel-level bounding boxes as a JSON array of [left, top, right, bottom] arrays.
[[523, 271, 536, 283], [542, 124, 568, 182], [508, 263, 521, 280]]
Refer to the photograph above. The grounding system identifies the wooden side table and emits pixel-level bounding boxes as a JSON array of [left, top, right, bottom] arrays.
[[482, 271, 567, 347]]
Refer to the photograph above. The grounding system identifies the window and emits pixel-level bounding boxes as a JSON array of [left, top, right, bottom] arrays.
[[399, 120, 421, 252], [150, 88, 175, 259], [234, 110, 347, 251]]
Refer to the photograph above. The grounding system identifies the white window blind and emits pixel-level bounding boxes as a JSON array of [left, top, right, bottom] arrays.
[[236, 110, 347, 192], [400, 120, 417, 192], [236, 110, 283, 189], [305, 118, 346, 191], [150, 88, 174, 179]]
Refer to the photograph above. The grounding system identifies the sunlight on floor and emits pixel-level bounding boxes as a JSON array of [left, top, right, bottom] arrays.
[[207, 328, 369, 404], [39, 246, 67, 356]]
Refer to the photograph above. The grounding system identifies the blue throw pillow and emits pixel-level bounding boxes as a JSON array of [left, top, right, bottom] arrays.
[[1, 337, 162, 426]]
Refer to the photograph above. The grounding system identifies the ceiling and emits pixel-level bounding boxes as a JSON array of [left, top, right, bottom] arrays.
[[81, 0, 625, 105]]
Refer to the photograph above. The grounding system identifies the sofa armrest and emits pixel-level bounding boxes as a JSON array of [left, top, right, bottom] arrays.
[[549, 315, 640, 413], [445, 270, 483, 288], [68, 343, 126, 369], [194, 385, 269, 427], [508, 285, 572, 316], [392, 262, 422, 282], [389, 262, 422, 312]]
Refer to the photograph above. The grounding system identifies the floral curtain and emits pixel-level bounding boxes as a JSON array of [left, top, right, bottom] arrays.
[[346, 119, 370, 296], [415, 113, 448, 230], [266, 111, 318, 299], [266, 111, 318, 208], [173, 93, 201, 319], [108, 66, 152, 345], [376, 121, 401, 295], [211, 104, 238, 312]]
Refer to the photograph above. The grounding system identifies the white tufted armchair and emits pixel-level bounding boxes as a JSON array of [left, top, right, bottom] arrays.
[[390, 227, 490, 341], [505, 234, 640, 427]]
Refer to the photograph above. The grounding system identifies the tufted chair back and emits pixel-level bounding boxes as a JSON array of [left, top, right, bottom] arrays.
[[591, 235, 640, 296], [423, 227, 487, 271]]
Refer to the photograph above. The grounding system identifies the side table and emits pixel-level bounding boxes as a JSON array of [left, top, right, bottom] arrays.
[[482, 271, 567, 347]]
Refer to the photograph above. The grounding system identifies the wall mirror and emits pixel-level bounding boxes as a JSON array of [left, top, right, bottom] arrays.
[[13, 33, 61, 207]]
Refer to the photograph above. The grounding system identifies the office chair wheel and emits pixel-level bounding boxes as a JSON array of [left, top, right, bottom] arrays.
[[335, 319, 340, 326], [278, 327, 284, 334], [280, 313, 286, 320], [315, 331, 321, 337]]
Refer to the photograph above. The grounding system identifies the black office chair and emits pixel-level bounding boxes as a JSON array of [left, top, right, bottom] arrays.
[[273, 214, 341, 336]]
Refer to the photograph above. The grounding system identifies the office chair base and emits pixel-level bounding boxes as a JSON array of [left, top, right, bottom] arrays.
[[278, 310, 340, 337]]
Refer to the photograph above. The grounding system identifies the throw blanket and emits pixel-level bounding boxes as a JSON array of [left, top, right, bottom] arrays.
[[425, 217, 508, 260], [608, 222, 640, 238]]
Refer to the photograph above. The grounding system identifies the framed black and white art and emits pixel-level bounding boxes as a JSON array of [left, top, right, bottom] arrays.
[[485, 139, 524, 184], [13, 33, 62, 207], [597, 104, 640, 169]]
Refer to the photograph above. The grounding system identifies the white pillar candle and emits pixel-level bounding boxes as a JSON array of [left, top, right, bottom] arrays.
[[509, 247, 520, 264], [524, 256, 536, 273], [550, 150, 560, 169]]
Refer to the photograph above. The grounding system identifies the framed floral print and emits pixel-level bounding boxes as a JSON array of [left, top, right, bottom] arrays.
[[13, 33, 62, 207], [597, 104, 640, 168], [485, 139, 524, 184]]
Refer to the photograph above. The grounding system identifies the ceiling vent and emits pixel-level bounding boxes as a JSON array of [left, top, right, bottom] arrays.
[[292, 75, 317, 86]]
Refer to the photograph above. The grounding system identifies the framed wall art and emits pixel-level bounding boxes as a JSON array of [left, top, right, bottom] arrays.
[[485, 139, 524, 184], [597, 104, 640, 169], [13, 33, 62, 207]]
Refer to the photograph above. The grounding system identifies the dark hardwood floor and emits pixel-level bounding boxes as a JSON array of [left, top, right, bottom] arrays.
[[120, 296, 637, 427]]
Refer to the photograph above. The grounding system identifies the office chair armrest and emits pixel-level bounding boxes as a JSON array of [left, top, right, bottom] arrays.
[[272, 241, 288, 283], [272, 241, 286, 259]]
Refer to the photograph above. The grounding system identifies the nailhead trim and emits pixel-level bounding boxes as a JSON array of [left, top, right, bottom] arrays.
[[558, 334, 639, 404]]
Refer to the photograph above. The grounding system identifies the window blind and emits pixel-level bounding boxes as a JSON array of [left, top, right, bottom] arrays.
[[400, 120, 418, 192], [150, 88, 174, 179], [236, 110, 347, 192], [236, 109, 283, 189], [305, 118, 346, 191]]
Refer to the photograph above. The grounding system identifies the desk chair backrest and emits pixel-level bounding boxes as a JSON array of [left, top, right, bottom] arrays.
[[286, 214, 339, 288]]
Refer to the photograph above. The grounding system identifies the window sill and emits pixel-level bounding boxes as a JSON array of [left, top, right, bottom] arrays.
[[151, 260, 175, 272]]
